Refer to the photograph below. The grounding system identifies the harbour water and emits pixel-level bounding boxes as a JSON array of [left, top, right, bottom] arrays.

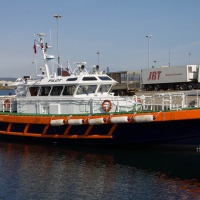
[[0, 89, 15, 96], [0, 141, 200, 200]]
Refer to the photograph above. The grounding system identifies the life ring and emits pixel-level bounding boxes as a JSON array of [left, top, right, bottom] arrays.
[[102, 100, 112, 112], [137, 98, 142, 103], [4, 99, 11, 109]]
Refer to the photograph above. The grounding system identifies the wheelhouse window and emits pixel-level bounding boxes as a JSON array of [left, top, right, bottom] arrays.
[[29, 87, 39, 96], [82, 77, 97, 81], [39, 86, 51, 96], [50, 86, 63, 96], [98, 85, 112, 93], [76, 85, 97, 95], [63, 85, 76, 95], [98, 76, 112, 81]]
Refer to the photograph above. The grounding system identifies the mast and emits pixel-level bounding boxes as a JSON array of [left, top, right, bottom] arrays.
[[37, 33, 50, 78]]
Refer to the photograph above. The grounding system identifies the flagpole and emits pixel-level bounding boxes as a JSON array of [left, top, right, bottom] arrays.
[[33, 35, 37, 78]]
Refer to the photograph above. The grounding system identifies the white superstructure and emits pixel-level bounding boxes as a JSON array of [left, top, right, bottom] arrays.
[[2, 33, 141, 115]]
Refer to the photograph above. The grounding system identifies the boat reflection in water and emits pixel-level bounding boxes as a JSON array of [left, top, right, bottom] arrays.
[[0, 141, 200, 199]]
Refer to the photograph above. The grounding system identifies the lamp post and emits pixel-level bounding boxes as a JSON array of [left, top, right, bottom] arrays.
[[189, 53, 191, 64], [154, 61, 156, 68], [54, 14, 61, 68], [146, 35, 152, 68], [97, 52, 100, 66]]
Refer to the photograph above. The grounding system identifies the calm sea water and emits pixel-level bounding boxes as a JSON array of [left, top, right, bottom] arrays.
[[0, 141, 200, 200]]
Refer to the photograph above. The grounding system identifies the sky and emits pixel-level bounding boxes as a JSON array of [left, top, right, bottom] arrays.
[[1, 0, 200, 78]]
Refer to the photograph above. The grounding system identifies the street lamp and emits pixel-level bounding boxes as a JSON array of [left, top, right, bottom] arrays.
[[154, 60, 156, 68], [189, 53, 191, 64], [146, 35, 152, 68], [97, 52, 100, 66], [54, 14, 61, 68]]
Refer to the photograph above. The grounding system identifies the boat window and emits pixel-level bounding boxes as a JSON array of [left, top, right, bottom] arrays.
[[63, 85, 76, 95], [29, 87, 39, 96], [98, 85, 112, 93], [76, 85, 97, 95], [98, 76, 112, 81], [50, 86, 63, 96], [39, 86, 51, 96], [82, 77, 97, 81], [66, 78, 77, 81]]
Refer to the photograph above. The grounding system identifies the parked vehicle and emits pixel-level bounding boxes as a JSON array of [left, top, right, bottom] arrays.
[[107, 70, 141, 95], [141, 65, 199, 91]]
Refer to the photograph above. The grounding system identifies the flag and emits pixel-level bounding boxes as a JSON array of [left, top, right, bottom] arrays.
[[33, 43, 36, 54]]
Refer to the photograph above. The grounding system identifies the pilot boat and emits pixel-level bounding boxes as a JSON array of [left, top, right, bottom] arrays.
[[1, 33, 200, 149]]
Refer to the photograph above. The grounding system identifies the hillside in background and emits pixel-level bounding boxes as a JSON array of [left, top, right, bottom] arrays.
[[0, 77, 17, 81]]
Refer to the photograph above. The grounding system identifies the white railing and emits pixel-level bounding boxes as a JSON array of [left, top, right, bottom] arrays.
[[137, 90, 200, 111], [1, 91, 200, 114]]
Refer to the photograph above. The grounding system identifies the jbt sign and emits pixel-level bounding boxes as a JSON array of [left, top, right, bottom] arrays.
[[148, 71, 161, 81]]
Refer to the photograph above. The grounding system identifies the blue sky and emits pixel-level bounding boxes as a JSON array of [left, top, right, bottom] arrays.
[[1, 0, 200, 77]]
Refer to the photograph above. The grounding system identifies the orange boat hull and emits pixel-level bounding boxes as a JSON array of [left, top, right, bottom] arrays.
[[0, 109, 200, 148]]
